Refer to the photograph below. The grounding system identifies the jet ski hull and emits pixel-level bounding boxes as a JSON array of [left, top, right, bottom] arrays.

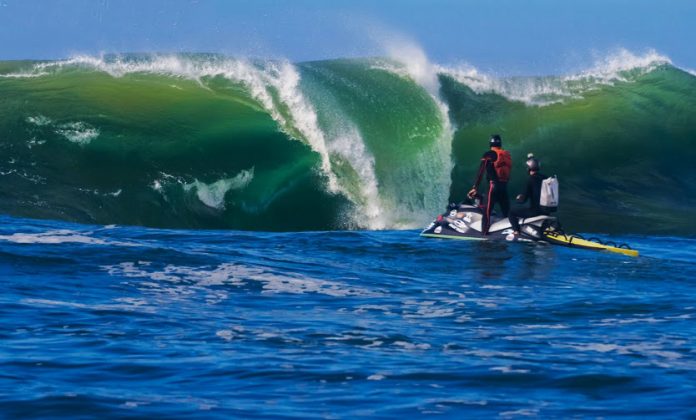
[[419, 204, 552, 242], [420, 204, 638, 256]]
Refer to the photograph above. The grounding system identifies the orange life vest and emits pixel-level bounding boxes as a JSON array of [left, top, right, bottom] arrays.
[[491, 147, 512, 182]]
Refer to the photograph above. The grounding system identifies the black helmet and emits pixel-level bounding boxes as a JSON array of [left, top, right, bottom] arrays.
[[489, 134, 502, 148], [526, 153, 540, 171]]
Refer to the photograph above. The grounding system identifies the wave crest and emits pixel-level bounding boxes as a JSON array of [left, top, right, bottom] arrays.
[[439, 49, 673, 105]]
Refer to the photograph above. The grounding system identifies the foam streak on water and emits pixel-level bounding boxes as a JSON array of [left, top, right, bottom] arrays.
[[0, 215, 695, 417]]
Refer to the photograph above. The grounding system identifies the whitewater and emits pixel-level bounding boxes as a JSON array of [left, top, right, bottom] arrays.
[[1, 48, 696, 418]]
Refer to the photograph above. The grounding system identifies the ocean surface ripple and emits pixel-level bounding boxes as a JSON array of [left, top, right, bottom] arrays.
[[0, 215, 694, 418]]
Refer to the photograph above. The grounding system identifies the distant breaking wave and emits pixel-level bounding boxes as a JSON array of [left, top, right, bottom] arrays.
[[439, 49, 672, 105], [0, 50, 695, 234]]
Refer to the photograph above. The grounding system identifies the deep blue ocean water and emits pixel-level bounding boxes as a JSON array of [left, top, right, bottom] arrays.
[[0, 214, 695, 418]]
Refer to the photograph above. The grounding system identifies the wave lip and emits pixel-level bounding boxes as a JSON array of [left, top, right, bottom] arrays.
[[371, 38, 455, 226], [438, 49, 674, 105]]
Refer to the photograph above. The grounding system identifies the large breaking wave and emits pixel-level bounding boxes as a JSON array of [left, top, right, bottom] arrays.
[[1, 50, 694, 234]]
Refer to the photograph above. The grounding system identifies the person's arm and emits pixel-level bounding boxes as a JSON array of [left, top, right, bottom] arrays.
[[467, 151, 489, 197], [516, 177, 533, 203], [471, 159, 486, 189]]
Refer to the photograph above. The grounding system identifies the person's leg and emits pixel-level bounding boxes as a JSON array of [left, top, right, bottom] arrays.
[[483, 181, 495, 235], [508, 206, 522, 233], [498, 182, 510, 217], [509, 207, 540, 234]]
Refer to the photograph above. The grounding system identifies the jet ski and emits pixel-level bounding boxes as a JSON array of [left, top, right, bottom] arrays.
[[420, 202, 638, 257]]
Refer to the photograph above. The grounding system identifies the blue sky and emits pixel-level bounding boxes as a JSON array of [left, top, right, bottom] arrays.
[[1, 0, 694, 74]]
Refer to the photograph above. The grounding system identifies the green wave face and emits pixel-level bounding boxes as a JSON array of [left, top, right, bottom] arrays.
[[299, 59, 451, 228], [0, 60, 346, 230], [443, 66, 696, 234], [1, 55, 695, 234]]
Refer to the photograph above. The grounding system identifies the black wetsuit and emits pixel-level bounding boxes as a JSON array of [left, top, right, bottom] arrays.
[[508, 172, 547, 232], [473, 149, 510, 234]]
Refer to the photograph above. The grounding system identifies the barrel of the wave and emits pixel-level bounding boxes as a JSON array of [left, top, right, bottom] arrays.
[[0, 55, 365, 230]]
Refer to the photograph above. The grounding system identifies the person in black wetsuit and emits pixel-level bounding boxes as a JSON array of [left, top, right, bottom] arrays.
[[508, 154, 547, 237], [467, 134, 511, 235]]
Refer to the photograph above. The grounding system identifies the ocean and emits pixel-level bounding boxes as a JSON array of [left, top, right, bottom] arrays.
[[1, 50, 695, 417], [0, 215, 695, 417]]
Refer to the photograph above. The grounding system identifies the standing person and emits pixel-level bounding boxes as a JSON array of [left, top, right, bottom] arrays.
[[467, 134, 512, 234], [507, 153, 548, 238]]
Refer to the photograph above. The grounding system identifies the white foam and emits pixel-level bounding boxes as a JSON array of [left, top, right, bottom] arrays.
[[0, 229, 138, 246], [26, 138, 47, 148], [215, 326, 245, 342], [150, 172, 184, 194], [0, 70, 49, 78], [56, 121, 100, 145], [405, 302, 456, 319], [393, 340, 431, 351], [439, 64, 575, 105], [184, 168, 254, 210], [26, 115, 99, 145], [440, 49, 672, 106], [499, 408, 539, 417], [490, 366, 531, 374], [26, 115, 53, 126], [323, 123, 386, 229], [594, 317, 664, 326], [555, 341, 686, 366], [569, 48, 671, 82], [517, 324, 569, 330], [78, 187, 123, 197], [103, 261, 378, 297], [22, 298, 155, 313]]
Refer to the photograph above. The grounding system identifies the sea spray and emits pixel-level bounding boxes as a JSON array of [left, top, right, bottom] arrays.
[[379, 38, 455, 226]]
